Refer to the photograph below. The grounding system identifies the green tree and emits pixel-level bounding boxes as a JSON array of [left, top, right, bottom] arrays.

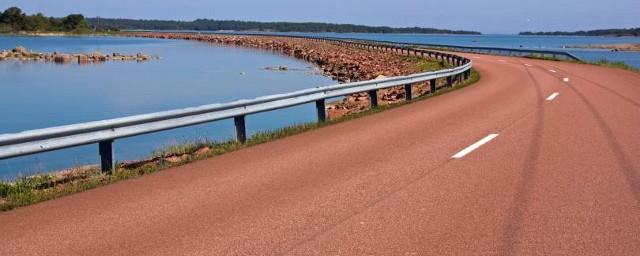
[[22, 13, 50, 31], [61, 14, 88, 31], [1, 7, 26, 30]]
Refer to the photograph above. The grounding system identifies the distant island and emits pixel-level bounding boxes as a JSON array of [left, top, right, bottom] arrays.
[[87, 18, 481, 35], [520, 28, 640, 37], [0, 7, 93, 34]]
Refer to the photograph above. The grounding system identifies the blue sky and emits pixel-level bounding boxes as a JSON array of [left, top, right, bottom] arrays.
[[2, 0, 638, 34]]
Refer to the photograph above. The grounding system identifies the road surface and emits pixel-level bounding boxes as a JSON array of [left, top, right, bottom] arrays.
[[1, 53, 639, 255]]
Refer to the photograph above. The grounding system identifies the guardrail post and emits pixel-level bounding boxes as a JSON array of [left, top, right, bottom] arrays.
[[368, 90, 378, 108], [315, 99, 327, 122], [447, 76, 453, 88], [234, 115, 247, 144], [404, 84, 413, 101], [99, 140, 115, 174], [430, 79, 437, 94]]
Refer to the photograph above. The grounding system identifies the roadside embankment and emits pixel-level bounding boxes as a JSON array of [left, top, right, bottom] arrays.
[[125, 32, 447, 118]]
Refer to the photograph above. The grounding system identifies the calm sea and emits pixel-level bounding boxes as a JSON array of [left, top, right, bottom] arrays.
[[0, 35, 334, 179], [1, 33, 639, 179]]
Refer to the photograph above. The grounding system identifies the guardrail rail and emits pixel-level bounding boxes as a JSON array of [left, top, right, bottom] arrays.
[[0, 34, 473, 173], [328, 37, 582, 62]]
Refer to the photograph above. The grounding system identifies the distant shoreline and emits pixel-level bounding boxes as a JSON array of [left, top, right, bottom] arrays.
[[0, 31, 118, 37], [519, 28, 640, 37], [566, 43, 640, 52], [86, 18, 481, 35]]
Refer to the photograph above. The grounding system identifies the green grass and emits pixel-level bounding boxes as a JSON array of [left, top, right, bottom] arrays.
[[402, 56, 448, 72], [522, 53, 573, 62], [590, 59, 639, 72]]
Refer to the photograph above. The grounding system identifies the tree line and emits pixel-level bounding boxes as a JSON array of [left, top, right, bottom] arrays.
[[87, 18, 481, 34], [520, 28, 640, 37], [0, 6, 481, 35], [0, 7, 89, 33]]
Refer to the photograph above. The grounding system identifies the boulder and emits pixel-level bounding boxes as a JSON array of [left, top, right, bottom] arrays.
[[195, 147, 211, 156], [13, 46, 27, 54], [54, 54, 72, 63], [77, 54, 89, 64], [136, 52, 149, 61], [93, 51, 106, 61]]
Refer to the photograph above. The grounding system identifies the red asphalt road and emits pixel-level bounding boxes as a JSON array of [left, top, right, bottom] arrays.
[[1, 53, 639, 255]]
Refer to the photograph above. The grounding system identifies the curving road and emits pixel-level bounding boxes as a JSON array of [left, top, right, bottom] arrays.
[[1, 53, 639, 255]]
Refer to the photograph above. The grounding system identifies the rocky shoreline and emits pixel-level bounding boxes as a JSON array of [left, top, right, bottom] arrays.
[[125, 32, 445, 119], [0, 46, 156, 64], [566, 43, 640, 52]]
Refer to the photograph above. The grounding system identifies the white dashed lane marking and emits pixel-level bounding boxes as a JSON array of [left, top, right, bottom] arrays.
[[452, 134, 499, 159], [546, 92, 560, 101]]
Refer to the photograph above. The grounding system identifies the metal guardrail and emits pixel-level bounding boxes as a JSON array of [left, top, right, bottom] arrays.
[[325, 37, 583, 62], [0, 35, 473, 173]]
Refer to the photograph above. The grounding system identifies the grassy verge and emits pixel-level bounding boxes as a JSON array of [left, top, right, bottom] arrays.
[[402, 55, 448, 72], [522, 54, 576, 62], [0, 57, 479, 212], [590, 59, 639, 73]]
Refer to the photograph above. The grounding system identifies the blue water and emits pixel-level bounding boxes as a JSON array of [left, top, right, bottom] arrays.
[[0, 35, 334, 179], [2, 33, 640, 179]]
